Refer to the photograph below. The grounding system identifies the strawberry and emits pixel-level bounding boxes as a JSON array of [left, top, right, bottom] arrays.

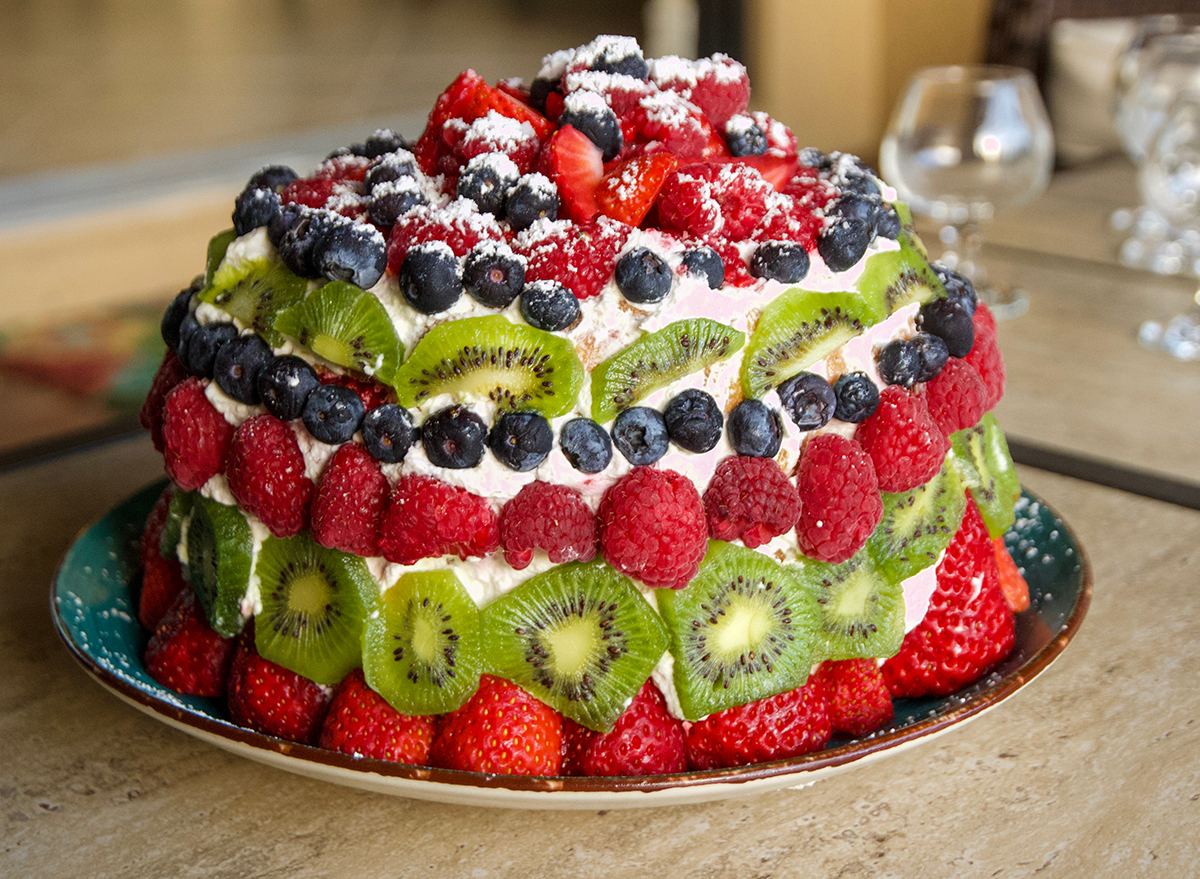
[[595, 153, 677, 226], [226, 414, 314, 538], [882, 500, 1016, 698], [855, 386, 951, 493], [144, 590, 235, 697], [921, 357, 988, 436], [993, 536, 1031, 613], [537, 124, 603, 223], [684, 680, 831, 770], [160, 376, 234, 492], [226, 631, 333, 744], [430, 675, 563, 775], [561, 718, 594, 776], [310, 443, 388, 557], [811, 660, 894, 737], [468, 80, 554, 140], [138, 485, 187, 631], [413, 69, 490, 174], [318, 668, 435, 764], [140, 350, 188, 452], [576, 681, 687, 777], [795, 433, 883, 564], [515, 216, 630, 300]]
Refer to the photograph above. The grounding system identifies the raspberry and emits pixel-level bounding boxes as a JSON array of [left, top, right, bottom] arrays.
[[378, 474, 499, 565], [657, 162, 772, 240], [921, 357, 988, 436], [750, 192, 822, 250], [973, 300, 998, 337], [454, 111, 541, 174], [795, 433, 883, 563], [161, 376, 234, 492], [706, 237, 754, 287], [138, 486, 187, 631], [514, 216, 630, 299], [562, 68, 656, 116], [964, 316, 1006, 410], [597, 467, 707, 590], [386, 200, 503, 273], [281, 177, 337, 208], [499, 481, 597, 570], [140, 350, 188, 452], [312, 154, 372, 183], [227, 414, 314, 538], [703, 456, 801, 549], [780, 166, 838, 211], [750, 111, 798, 157], [650, 54, 750, 129], [623, 90, 728, 159], [855, 386, 950, 493], [811, 659, 895, 737], [310, 443, 388, 557]]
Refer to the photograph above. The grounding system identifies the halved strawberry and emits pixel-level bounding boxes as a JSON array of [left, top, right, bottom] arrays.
[[993, 536, 1031, 613], [595, 153, 678, 226], [538, 125, 604, 223], [413, 70, 489, 173], [468, 81, 555, 141]]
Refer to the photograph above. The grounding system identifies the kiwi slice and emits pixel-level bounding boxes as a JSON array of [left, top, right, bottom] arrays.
[[590, 318, 745, 424], [482, 561, 667, 732], [273, 281, 405, 383], [792, 550, 905, 661], [949, 412, 1021, 539], [199, 254, 308, 346], [856, 238, 943, 316], [866, 461, 967, 584], [741, 289, 886, 399], [184, 496, 254, 638], [253, 532, 370, 686], [159, 488, 196, 562], [656, 541, 819, 721], [361, 570, 481, 715], [893, 202, 927, 259], [205, 228, 237, 286], [391, 315, 585, 418]]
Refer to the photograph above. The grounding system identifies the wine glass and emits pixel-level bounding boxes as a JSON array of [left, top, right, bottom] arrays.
[[880, 65, 1055, 318], [1114, 22, 1200, 164]]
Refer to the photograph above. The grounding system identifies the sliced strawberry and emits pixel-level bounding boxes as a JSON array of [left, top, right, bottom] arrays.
[[595, 153, 678, 226], [413, 69, 489, 174], [538, 125, 604, 223], [468, 80, 554, 141], [993, 536, 1031, 613]]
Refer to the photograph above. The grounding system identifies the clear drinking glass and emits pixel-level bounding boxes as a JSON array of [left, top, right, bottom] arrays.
[[1115, 23, 1200, 164], [880, 65, 1055, 318]]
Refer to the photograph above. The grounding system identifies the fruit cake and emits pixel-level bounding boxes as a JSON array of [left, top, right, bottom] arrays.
[[134, 35, 1027, 778]]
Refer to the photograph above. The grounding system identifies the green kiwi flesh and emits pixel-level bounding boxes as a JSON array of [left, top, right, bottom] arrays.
[[482, 560, 667, 732], [855, 236, 943, 316], [205, 229, 237, 286], [184, 496, 254, 638], [390, 315, 585, 418], [791, 550, 905, 662], [590, 318, 745, 423], [361, 570, 481, 715], [253, 532, 370, 686], [200, 253, 308, 346], [949, 412, 1021, 538], [159, 488, 195, 562], [656, 541, 819, 720], [867, 462, 967, 584], [740, 289, 886, 399], [273, 280, 404, 383]]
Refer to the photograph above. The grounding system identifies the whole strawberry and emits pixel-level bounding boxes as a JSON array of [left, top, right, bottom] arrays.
[[855, 385, 950, 493], [882, 499, 1016, 698], [226, 633, 332, 744], [378, 474, 499, 565], [226, 414, 314, 538], [430, 675, 563, 776], [576, 681, 687, 777], [684, 680, 831, 770], [144, 590, 235, 697], [161, 376, 234, 491], [499, 481, 597, 570], [703, 456, 802, 549], [318, 668, 435, 764], [811, 659, 894, 737], [310, 443, 388, 557], [795, 433, 882, 563], [137, 485, 188, 631]]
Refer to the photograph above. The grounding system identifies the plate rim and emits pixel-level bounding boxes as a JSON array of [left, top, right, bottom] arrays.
[[51, 483, 1092, 802]]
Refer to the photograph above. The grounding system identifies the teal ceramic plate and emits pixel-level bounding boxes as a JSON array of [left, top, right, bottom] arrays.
[[51, 482, 1090, 810]]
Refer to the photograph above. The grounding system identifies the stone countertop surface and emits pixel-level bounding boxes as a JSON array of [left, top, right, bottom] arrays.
[[2, 435, 1197, 878]]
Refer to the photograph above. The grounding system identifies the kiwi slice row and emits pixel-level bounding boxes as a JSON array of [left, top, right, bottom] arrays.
[[184, 495, 255, 638], [867, 462, 967, 584], [949, 412, 1021, 538], [199, 251, 308, 347]]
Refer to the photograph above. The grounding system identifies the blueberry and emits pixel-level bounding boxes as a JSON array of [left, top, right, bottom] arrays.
[[181, 321, 239, 378], [464, 243, 526, 309], [256, 355, 320, 421], [175, 312, 201, 365], [833, 372, 880, 423], [213, 334, 273, 404], [421, 405, 487, 469], [520, 280, 580, 332], [827, 194, 900, 241], [161, 283, 198, 351], [399, 241, 463, 315], [681, 246, 724, 289], [726, 399, 782, 458], [364, 151, 417, 192], [558, 94, 623, 161], [361, 404, 417, 464], [912, 332, 950, 382], [268, 202, 305, 248], [839, 173, 881, 199], [458, 154, 520, 216], [750, 241, 811, 283], [876, 339, 921, 387], [588, 41, 649, 79], [559, 418, 613, 473], [314, 221, 387, 289], [919, 299, 975, 358], [247, 165, 298, 193], [797, 147, 832, 171], [726, 118, 767, 157], [529, 76, 560, 114], [505, 174, 559, 231], [367, 178, 426, 226], [776, 372, 837, 431], [663, 389, 723, 453], [488, 411, 554, 471], [303, 383, 365, 445], [932, 263, 978, 316], [874, 204, 902, 239], [362, 129, 409, 159], [817, 217, 871, 273], [278, 209, 342, 279], [615, 247, 672, 304], [233, 187, 282, 236], [611, 406, 669, 466]]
